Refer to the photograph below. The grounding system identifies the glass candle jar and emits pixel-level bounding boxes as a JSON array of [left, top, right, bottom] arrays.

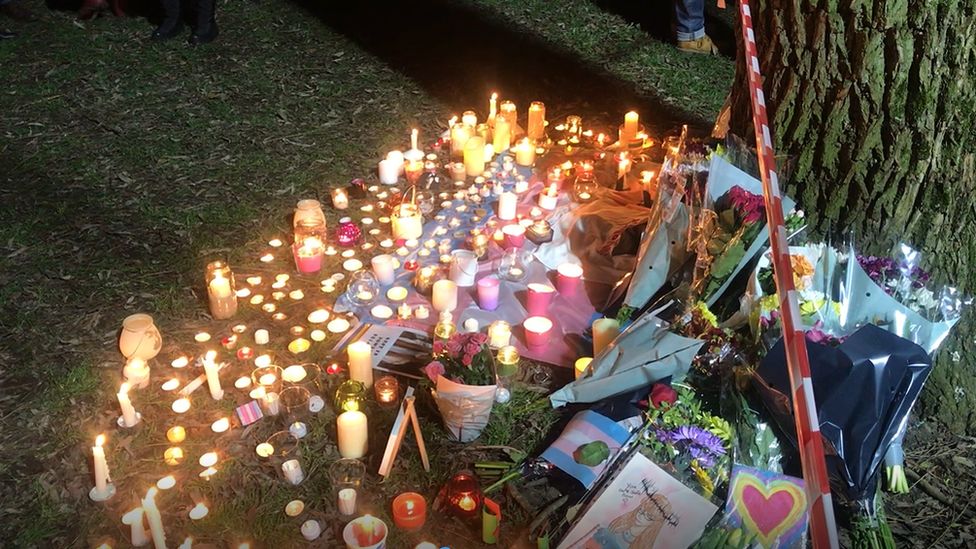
[[205, 261, 238, 320], [334, 379, 367, 413], [336, 217, 362, 248], [346, 270, 380, 307], [446, 471, 483, 519], [294, 219, 327, 274], [373, 376, 399, 406], [573, 171, 598, 203], [496, 345, 520, 379]]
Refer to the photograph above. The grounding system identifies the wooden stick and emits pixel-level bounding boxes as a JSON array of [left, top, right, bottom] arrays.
[[405, 396, 430, 472], [377, 386, 414, 477]]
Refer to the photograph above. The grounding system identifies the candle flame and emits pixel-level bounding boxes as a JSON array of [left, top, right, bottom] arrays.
[[96, 434, 105, 447], [547, 183, 557, 196]]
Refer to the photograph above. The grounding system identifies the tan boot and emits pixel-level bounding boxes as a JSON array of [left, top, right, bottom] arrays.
[[677, 35, 718, 55]]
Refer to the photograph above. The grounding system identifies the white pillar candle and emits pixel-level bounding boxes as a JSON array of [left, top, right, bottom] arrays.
[[386, 150, 405, 172], [404, 129, 424, 162], [431, 280, 458, 313], [370, 254, 396, 286], [142, 487, 166, 549], [378, 159, 400, 185], [461, 110, 478, 127], [301, 519, 321, 541], [207, 271, 237, 320], [514, 139, 536, 167], [202, 350, 223, 400], [492, 116, 511, 152], [338, 488, 357, 516], [281, 459, 304, 485], [527, 101, 546, 140], [621, 111, 639, 144], [592, 318, 621, 356], [92, 435, 110, 493], [347, 340, 374, 388], [122, 507, 149, 547], [497, 191, 518, 221], [463, 136, 486, 177], [450, 123, 471, 160], [538, 182, 559, 210], [337, 410, 368, 459], [117, 383, 139, 427]]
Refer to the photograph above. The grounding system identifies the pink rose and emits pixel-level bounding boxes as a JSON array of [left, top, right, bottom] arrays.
[[424, 361, 445, 382], [461, 353, 473, 366], [433, 340, 446, 355], [446, 339, 462, 356], [464, 342, 482, 356]]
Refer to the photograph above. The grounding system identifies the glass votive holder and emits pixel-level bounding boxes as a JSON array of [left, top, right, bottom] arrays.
[[373, 376, 399, 407], [280, 386, 311, 424], [334, 379, 367, 412], [251, 365, 283, 394], [329, 458, 366, 516], [496, 346, 520, 379]]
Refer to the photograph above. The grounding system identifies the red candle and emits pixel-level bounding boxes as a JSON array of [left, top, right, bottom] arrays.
[[294, 242, 324, 274], [446, 473, 482, 519], [502, 224, 526, 248], [525, 283, 555, 316], [392, 492, 427, 531], [556, 263, 583, 296], [524, 316, 553, 348]]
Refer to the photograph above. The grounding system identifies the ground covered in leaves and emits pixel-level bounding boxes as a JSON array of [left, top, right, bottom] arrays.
[[0, 0, 968, 546]]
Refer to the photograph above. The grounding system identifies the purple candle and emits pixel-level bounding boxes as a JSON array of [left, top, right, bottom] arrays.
[[525, 283, 555, 316], [476, 276, 500, 311]]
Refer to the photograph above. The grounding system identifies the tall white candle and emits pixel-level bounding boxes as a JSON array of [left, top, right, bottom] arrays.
[[122, 507, 150, 547], [92, 435, 110, 493], [202, 350, 223, 400], [347, 341, 374, 388], [370, 254, 396, 286], [337, 410, 368, 459], [411, 128, 419, 151], [489, 92, 498, 122], [117, 383, 139, 427], [591, 318, 621, 356], [431, 280, 458, 313], [142, 487, 166, 549], [497, 192, 518, 221]]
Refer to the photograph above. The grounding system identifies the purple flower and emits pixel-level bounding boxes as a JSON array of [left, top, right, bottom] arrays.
[[423, 361, 445, 382], [726, 186, 766, 225], [659, 425, 726, 468]]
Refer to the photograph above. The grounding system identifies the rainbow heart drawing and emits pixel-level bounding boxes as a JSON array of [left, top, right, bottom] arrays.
[[724, 465, 809, 548]]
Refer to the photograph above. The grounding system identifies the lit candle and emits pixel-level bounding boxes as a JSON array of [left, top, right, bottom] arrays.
[[337, 409, 368, 459], [476, 276, 501, 311], [122, 507, 149, 547], [492, 115, 511, 152], [488, 92, 498, 122], [591, 318, 621, 356], [92, 435, 111, 494], [117, 383, 139, 428], [497, 191, 517, 221], [527, 101, 545, 140], [526, 283, 555, 316], [332, 187, 349, 210], [574, 357, 593, 379], [295, 236, 325, 274], [378, 159, 399, 185], [514, 138, 536, 166], [142, 487, 166, 549], [347, 340, 374, 388], [556, 263, 584, 296], [538, 182, 558, 210], [370, 254, 396, 286], [523, 316, 553, 348], [450, 122, 471, 161], [496, 345, 520, 377], [206, 262, 237, 320], [463, 136, 486, 177], [256, 442, 274, 458], [374, 375, 399, 405], [405, 129, 423, 162], [621, 111, 639, 144], [392, 492, 427, 531], [461, 110, 478, 127], [166, 426, 186, 443], [431, 279, 458, 313], [202, 350, 223, 400], [263, 392, 280, 416], [499, 100, 517, 128], [301, 519, 321, 541], [189, 502, 209, 520], [488, 320, 512, 348]]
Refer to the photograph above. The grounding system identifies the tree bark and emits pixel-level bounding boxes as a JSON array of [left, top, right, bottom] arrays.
[[730, 0, 976, 433]]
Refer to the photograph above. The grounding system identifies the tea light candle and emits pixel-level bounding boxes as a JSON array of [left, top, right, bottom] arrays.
[[523, 316, 553, 347], [256, 442, 274, 458], [189, 502, 209, 520], [538, 182, 559, 210], [117, 383, 139, 428], [488, 320, 512, 348], [254, 329, 270, 345], [527, 101, 545, 140], [392, 492, 427, 531], [332, 188, 349, 209], [397, 303, 412, 319], [386, 286, 408, 302], [211, 417, 230, 433], [172, 398, 190, 414], [347, 340, 374, 388], [432, 279, 458, 313], [206, 262, 238, 320], [301, 519, 321, 541], [282, 459, 304, 485], [166, 426, 186, 443], [464, 136, 486, 177], [592, 318, 621, 356], [337, 409, 368, 459], [556, 263, 584, 296], [414, 305, 430, 319], [163, 447, 184, 466], [496, 345, 520, 377], [574, 357, 593, 379], [263, 392, 281, 416], [285, 500, 305, 517], [374, 375, 399, 405]]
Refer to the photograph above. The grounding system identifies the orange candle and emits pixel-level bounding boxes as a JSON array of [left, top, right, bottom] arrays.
[[392, 492, 427, 531]]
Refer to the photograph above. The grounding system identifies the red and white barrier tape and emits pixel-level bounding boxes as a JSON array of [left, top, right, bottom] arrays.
[[737, 2, 839, 547]]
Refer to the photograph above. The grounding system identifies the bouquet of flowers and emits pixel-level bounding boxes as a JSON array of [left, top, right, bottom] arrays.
[[423, 332, 498, 442]]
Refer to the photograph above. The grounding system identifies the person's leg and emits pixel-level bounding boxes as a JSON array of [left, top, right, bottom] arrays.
[[150, 0, 183, 40], [674, 0, 705, 42], [188, 0, 217, 45]]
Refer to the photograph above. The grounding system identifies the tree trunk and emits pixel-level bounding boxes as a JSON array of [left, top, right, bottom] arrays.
[[729, 0, 976, 433]]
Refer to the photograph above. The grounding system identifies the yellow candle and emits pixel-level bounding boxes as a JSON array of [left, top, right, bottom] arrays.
[[488, 321, 512, 348], [574, 357, 593, 379], [347, 341, 374, 388], [117, 383, 139, 427], [431, 279, 458, 313], [92, 435, 110, 493], [337, 410, 368, 459], [461, 110, 478, 128], [450, 122, 470, 160], [492, 116, 511, 152], [591, 318, 621, 356], [463, 136, 486, 177], [621, 111, 639, 144], [527, 101, 545, 140], [514, 138, 536, 166]]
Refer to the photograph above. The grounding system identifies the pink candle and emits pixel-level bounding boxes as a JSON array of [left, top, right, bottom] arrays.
[[294, 243, 324, 274], [523, 316, 553, 348], [476, 276, 500, 311], [525, 283, 555, 316], [556, 263, 583, 296], [502, 225, 526, 248]]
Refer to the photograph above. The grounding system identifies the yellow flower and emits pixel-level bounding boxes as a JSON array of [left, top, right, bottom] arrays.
[[694, 302, 718, 328], [691, 460, 714, 498], [790, 255, 815, 289]]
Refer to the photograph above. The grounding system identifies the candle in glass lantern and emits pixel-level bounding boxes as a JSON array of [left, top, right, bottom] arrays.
[[404, 159, 424, 185], [463, 136, 486, 177], [117, 383, 139, 428], [488, 320, 511, 348], [450, 122, 471, 161], [499, 100, 517, 128], [142, 487, 166, 549], [431, 279, 458, 313], [331, 187, 350, 210], [91, 435, 111, 496], [374, 375, 399, 406], [591, 318, 621, 356], [392, 201, 423, 241], [446, 472, 483, 519], [413, 266, 437, 294], [527, 101, 545, 140], [294, 199, 326, 229], [337, 409, 368, 459], [347, 340, 374, 388], [556, 262, 584, 296], [492, 115, 511, 152], [523, 316, 553, 348], [620, 111, 639, 144], [205, 261, 238, 320], [574, 357, 593, 379], [202, 350, 223, 400], [514, 138, 536, 166], [538, 182, 558, 210], [496, 345, 520, 378], [392, 492, 427, 531], [294, 220, 326, 274], [497, 191, 517, 221]]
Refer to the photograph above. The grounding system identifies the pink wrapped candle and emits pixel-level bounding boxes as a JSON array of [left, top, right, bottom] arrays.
[[476, 276, 500, 311], [294, 242, 324, 274], [525, 283, 555, 316], [502, 225, 525, 248], [556, 263, 583, 296], [523, 316, 553, 348]]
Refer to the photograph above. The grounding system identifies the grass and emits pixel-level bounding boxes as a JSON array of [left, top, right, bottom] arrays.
[[0, 0, 731, 546]]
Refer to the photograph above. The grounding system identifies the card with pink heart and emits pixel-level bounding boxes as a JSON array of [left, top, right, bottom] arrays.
[[724, 465, 809, 549]]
